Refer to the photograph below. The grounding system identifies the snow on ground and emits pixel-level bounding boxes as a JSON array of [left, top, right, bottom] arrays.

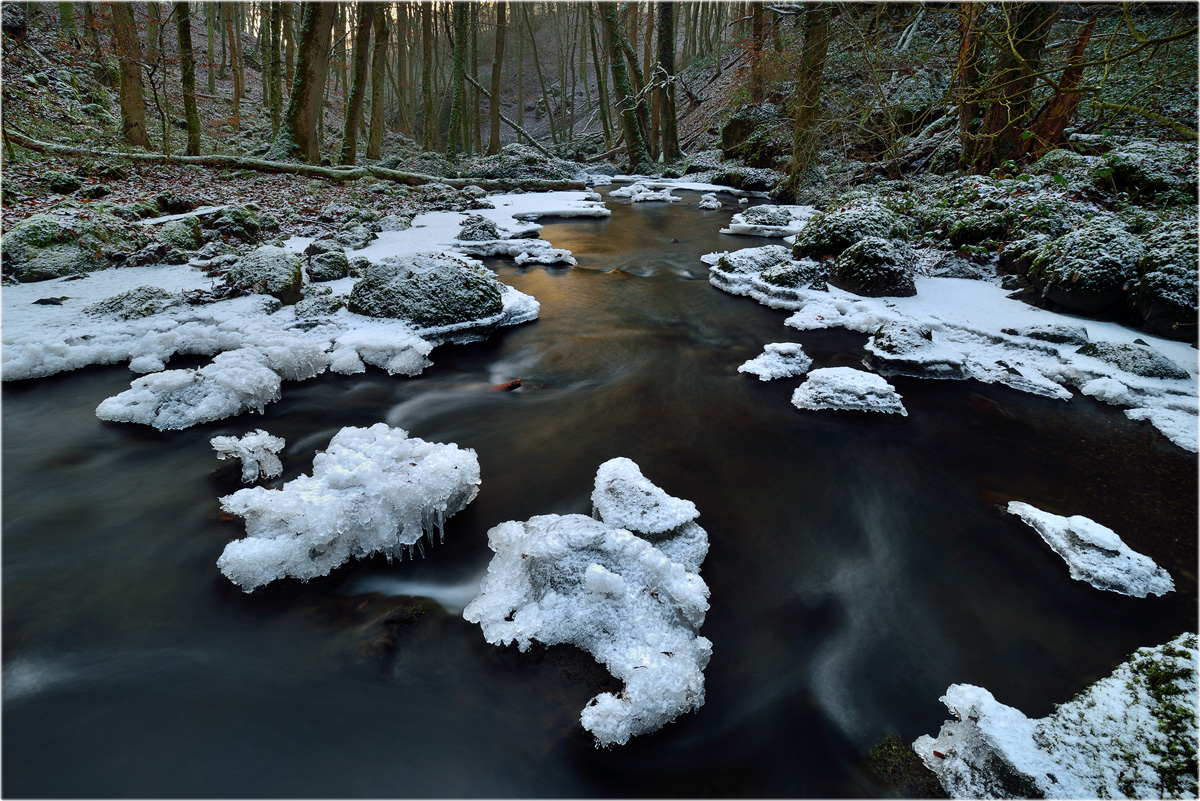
[[218, 423, 480, 592], [1006, 502, 1174, 597], [706, 250, 1199, 451], [791, 367, 908, 416], [464, 458, 711, 748], [913, 633, 1198, 799], [211, 429, 285, 484], [720, 204, 816, 238], [2, 191, 605, 428], [738, 342, 813, 381]]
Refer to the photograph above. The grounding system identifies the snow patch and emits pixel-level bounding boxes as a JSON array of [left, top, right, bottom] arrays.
[[738, 342, 813, 381], [791, 367, 908, 416]]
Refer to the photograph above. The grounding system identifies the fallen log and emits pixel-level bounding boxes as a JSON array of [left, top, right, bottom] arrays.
[[3, 129, 588, 192]]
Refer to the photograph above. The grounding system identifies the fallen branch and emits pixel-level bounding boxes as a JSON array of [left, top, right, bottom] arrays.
[[4, 129, 587, 191], [462, 74, 554, 158], [1091, 102, 1199, 141]]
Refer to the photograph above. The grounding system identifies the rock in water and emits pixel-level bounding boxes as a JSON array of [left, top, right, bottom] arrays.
[[792, 367, 908, 416], [464, 458, 711, 747], [914, 633, 1198, 799], [217, 424, 481, 592], [1006, 501, 1174, 597], [211, 429, 286, 484], [346, 252, 504, 327], [738, 342, 813, 381]]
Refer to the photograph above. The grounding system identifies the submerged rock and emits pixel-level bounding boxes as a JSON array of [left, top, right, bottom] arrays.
[[464, 458, 711, 747], [347, 252, 504, 328], [792, 367, 908, 416], [218, 424, 481, 592], [914, 633, 1198, 799], [1006, 501, 1174, 597], [211, 429, 285, 484]]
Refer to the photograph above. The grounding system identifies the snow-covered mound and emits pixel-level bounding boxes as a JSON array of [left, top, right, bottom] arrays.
[[698, 193, 722, 211], [914, 633, 1198, 799], [738, 342, 813, 381], [609, 182, 681, 203], [211, 429, 285, 484], [1006, 502, 1174, 597], [792, 367, 908, 416], [217, 423, 480, 592], [720, 204, 815, 238], [464, 458, 711, 747]]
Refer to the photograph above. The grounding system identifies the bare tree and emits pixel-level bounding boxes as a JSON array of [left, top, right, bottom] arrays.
[[176, 2, 202, 155], [268, 2, 335, 163], [110, 2, 152, 147], [341, 1, 375, 165], [366, 3, 389, 159], [488, 1, 508, 155]]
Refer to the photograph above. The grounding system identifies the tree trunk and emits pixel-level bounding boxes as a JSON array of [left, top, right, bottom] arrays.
[[971, 3, 1058, 171], [176, 2, 202, 156], [205, 2, 216, 93], [488, 1, 508, 155], [748, 1, 766, 103], [110, 2, 152, 147], [656, 2, 680, 161], [955, 2, 983, 167], [588, 3, 613, 148], [367, 4, 389, 159], [282, 1, 295, 90], [788, 3, 831, 190], [599, 1, 650, 170], [269, 1, 283, 136], [223, 2, 244, 127], [146, 1, 160, 63], [471, 2, 481, 153], [1020, 14, 1098, 161], [525, 6, 559, 144], [446, 1, 469, 158], [82, 2, 111, 84], [340, 1, 374, 165], [616, 5, 651, 151], [268, 1, 335, 163], [59, 1, 77, 37], [421, 1, 435, 149]]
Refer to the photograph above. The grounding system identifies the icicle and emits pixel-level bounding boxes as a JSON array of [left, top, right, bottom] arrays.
[[415, 538, 426, 559]]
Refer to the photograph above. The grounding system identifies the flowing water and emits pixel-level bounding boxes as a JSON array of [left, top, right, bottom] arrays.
[[3, 190, 1196, 797]]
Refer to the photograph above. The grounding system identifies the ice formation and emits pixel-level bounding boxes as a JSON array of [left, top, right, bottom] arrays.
[[737, 342, 813, 381], [914, 633, 1198, 799], [211, 429, 285, 484], [791, 367, 908, 416], [609, 182, 681, 203], [217, 423, 481, 592], [1006, 502, 1174, 597], [464, 458, 711, 747], [698, 193, 722, 211]]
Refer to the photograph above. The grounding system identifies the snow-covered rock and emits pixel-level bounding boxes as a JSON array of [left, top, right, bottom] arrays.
[[720, 204, 815, 238], [224, 245, 304, 305], [1006, 502, 1174, 597], [865, 322, 969, 379], [698, 193, 722, 211], [464, 458, 711, 747], [217, 423, 480, 592], [211, 429, 285, 484], [791, 367, 908, 416], [914, 632, 1198, 799], [609, 182, 681, 203], [738, 342, 813, 381], [347, 252, 504, 327]]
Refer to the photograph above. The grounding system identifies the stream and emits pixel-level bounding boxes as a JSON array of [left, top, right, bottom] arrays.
[[3, 190, 1196, 797]]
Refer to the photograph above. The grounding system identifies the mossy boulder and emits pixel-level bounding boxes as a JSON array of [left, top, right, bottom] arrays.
[[295, 286, 346, 319], [154, 191, 197, 215], [85, 286, 186, 320], [158, 217, 203, 251], [225, 246, 304, 304], [793, 202, 908, 261], [721, 104, 782, 166], [947, 210, 1009, 247], [212, 204, 263, 241], [714, 244, 793, 275], [1028, 219, 1145, 313], [1133, 220, 1199, 341], [347, 252, 504, 328], [456, 214, 503, 241], [829, 236, 917, 297], [741, 205, 792, 227], [303, 238, 351, 282], [1096, 141, 1198, 200], [0, 211, 140, 281], [461, 143, 584, 183], [39, 170, 82, 194]]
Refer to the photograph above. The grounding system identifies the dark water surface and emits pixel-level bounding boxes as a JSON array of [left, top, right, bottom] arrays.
[[4, 191, 1196, 798]]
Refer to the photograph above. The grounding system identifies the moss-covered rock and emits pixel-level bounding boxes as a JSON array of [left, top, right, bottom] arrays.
[[1133, 220, 1198, 341], [158, 217, 203, 251], [303, 238, 351, 282], [829, 236, 916, 297], [864, 735, 948, 799], [212, 204, 263, 241], [225, 246, 304, 304], [115, 199, 163, 221], [947, 210, 1009, 247], [461, 143, 585, 183], [741, 204, 792, 227], [721, 104, 783, 166], [714, 244, 793, 275], [39, 170, 82, 194], [760, 259, 828, 291], [85, 286, 186, 320], [456, 214, 503, 241], [1029, 219, 1145, 312], [793, 202, 908, 261], [1097, 141, 1199, 200], [347, 252, 504, 328], [0, 211, 140, 281], [154, 191, 197, 215], [295, 289, 346, 319]]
